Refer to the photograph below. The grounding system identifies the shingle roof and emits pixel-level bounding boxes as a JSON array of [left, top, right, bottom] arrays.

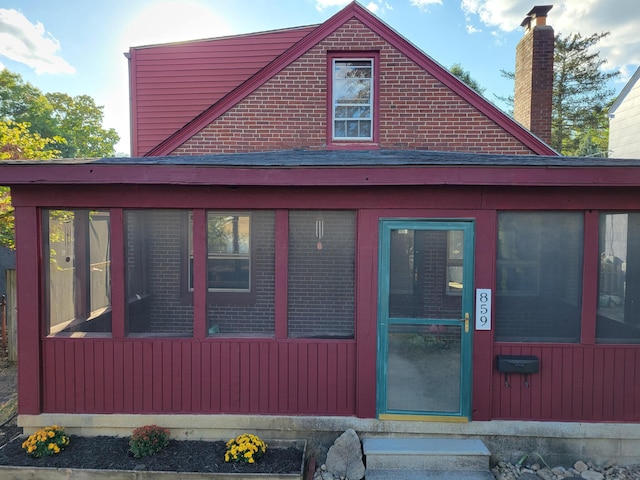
[[4, 149, 637, 167]]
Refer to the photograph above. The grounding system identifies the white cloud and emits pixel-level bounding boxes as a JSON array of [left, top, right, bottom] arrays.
[[466, 24, 481, 34], [459, 0, 640, 77], [410, 0, 443, 11], [0, 9, 75, 75]]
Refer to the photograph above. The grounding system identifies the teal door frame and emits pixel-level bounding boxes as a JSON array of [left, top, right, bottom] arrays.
[[377, 219, 475, 419]]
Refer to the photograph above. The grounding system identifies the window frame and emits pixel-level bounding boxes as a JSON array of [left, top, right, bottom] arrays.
[[44, 209, 112, 337], [185, 211, 257, 305], [327, 51, 380, 148]]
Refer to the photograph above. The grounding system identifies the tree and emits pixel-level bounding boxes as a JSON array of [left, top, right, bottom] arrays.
[[45, 93, 120, 158], [0, 120, 64, 249], [498, 32, 619, 156], [450, 63, 486, 96], [0, 120, 63, 160], [552, 32, 618, 156], [0, 188, 14, 250], [0, 68, 119, 158]]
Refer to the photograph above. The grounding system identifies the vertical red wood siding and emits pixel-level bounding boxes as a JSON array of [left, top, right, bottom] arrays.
[[492, 344, 640, 422], [41, 338, 356, 415]]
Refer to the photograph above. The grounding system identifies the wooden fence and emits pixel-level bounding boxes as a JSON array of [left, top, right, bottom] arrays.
[[2, 269, 17, 362]]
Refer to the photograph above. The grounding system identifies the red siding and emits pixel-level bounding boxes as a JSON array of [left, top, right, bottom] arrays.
[[41, 338, 357, 415], [130, 26, 316, 156], [492, 344, 640, 422], [172, 19, 539, 156]]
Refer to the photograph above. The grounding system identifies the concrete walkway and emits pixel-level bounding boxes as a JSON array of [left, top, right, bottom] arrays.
[[0, 358, 17, 425]]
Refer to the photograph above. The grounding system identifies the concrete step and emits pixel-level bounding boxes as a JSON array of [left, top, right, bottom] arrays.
[[365, 469, 495, 480], [363, 437, 491, 475]]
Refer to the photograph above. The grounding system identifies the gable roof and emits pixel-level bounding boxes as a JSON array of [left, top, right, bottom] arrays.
[[134, 1, 556, 157], [610, 66, 640, 115]]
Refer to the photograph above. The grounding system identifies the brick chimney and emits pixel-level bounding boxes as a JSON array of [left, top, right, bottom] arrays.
[[513, 5, 554, 145]]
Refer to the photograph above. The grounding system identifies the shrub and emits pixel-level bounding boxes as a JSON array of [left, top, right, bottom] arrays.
[[22, 425, 69, 458], [129, 425, 171, 458], [225, 433, 267, 464]]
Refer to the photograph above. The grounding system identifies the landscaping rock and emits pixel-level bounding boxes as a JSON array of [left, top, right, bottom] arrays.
[[492, 458, 640, 479], [324, 429, 365, 480], [580, 472, 604, 480], [574, 461, 589, 473]]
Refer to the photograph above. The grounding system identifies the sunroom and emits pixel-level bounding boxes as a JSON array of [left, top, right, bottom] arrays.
[[4, 149, 640, 462]]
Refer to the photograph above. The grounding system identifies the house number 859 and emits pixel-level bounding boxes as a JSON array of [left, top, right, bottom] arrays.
[[475, 289, 492, 331]]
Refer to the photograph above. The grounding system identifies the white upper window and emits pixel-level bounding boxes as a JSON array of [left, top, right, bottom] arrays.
[[332, 59, 373, 140]]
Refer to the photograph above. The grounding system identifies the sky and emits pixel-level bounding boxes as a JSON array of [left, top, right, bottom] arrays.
[[1, 0, 638, 156]]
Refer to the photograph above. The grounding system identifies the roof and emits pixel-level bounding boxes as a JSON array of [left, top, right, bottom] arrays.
[[610, 66, 640, 115], [2, 150, 639, 188], [130, 1, 557, 157]]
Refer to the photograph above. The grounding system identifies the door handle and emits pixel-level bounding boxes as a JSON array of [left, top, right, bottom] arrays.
[[461, 312, 469, 332]]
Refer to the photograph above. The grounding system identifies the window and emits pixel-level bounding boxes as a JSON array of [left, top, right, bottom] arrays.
[[597, 213, 640, 343], [447, 230, 464, 295], [207, 213, 250, 291], [495, 212, 583, 343], [44, 209, 111, 336], [125, 210, 193, 336], [287, 211, 356, 338], [188, 213, 252, 292], [205, 211, 276, 336], [332, 59, 373, 141]]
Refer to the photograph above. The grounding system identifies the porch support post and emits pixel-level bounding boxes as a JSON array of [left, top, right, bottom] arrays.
[[472, 210, 496, 421], [355, 211, 377, 418], [193, 209, 207, 339], [111, 208, 125, 338], [15, 205, 41, 414], [275, 210, 288, 339]]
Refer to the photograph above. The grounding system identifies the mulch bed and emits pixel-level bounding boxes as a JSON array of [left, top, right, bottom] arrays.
[[0, 419, 304, 474]]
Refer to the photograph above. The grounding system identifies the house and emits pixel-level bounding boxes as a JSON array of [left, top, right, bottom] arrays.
[[4, 2, 640, 464], [609, 66, 640, 158]]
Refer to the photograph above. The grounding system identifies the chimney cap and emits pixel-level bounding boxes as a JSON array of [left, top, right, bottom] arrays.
[[520, 5, 553, 29], [526, 5, 553, 18]]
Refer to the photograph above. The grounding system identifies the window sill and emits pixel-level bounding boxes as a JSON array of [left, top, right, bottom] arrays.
[[327, 142, 379, 151]]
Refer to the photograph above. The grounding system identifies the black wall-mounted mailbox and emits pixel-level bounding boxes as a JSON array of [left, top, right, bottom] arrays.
[[496, 355, 539, 374]]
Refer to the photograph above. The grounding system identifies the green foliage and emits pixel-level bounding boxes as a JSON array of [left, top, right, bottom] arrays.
[[450, 63, 486, 95], [0, 187, 14, 250], [129, 425, 171, 458], [552, 32, 619, 156], [21, 425, 70, 458], [0, 120, 64, 160], [45, 92, 120, 158], [0, 68, 119, 158]]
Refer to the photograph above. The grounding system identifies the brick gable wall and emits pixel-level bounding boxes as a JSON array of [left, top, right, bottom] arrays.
[[172, 19, 536, 155]]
